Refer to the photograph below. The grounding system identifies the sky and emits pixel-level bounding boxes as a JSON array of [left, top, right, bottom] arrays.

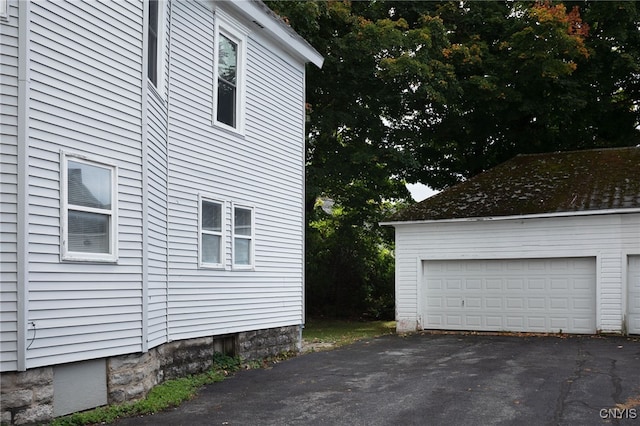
[[406, 183, 439, 202]]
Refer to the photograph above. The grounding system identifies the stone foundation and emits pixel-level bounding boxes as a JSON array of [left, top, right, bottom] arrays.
[[0, 325, 301, 425]]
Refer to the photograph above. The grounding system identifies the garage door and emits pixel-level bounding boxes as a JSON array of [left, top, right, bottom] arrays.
[[423, 258, 596, 334], [629, 256, 640, 335]]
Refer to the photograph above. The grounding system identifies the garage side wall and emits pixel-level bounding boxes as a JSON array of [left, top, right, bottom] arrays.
[[393, 213, 640, 333]]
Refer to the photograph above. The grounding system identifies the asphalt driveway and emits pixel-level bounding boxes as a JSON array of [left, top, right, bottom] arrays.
[[114, 333, 640, 425]]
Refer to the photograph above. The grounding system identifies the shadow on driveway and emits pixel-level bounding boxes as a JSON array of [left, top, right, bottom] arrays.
[[113, 333, 640, 425]]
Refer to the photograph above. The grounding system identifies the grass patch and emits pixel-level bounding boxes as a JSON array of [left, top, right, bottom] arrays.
[[303, 318, 396, 348], [51, 354, 242, 426]]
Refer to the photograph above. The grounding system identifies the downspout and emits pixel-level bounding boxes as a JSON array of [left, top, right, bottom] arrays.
[[16, 0, 31, 372]]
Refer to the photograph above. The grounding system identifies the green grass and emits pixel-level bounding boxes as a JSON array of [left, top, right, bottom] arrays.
[[303, 318, 396, 347]]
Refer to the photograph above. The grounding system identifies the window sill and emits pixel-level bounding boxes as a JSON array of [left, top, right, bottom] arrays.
[[199, 264, 226, 270], [212, 119, 246, 138], [61, 254, 118, 263]]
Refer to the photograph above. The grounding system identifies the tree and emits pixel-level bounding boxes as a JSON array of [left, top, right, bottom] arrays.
[[266, 1, 640, 318]]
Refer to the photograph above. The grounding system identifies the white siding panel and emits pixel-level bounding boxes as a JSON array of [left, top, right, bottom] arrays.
[[25, 1, 144, 369], [146, 4, 171, 349], [0, 0, 20, 372], [393, 213, 640, 333], [164, 2, 305, 342]]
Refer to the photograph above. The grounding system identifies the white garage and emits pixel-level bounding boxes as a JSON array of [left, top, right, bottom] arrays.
[[423, 258, 596, 334], [383, 147, 640, 335]]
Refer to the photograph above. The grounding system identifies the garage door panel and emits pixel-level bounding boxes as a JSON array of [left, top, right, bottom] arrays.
[[423, 258, 596, 334]]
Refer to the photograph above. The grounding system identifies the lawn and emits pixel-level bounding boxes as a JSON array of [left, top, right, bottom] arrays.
[[302, 318, 396, 350]]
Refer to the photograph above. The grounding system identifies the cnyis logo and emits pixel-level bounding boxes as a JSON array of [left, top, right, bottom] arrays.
[[599, 408, 638, 419]]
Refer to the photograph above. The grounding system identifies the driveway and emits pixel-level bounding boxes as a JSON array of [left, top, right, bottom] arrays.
[[114, 333, 640, 425]]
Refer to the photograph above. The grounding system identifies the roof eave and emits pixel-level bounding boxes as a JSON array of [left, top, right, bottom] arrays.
[[225, 0, 324, 68], [380, 207, 640, 227]]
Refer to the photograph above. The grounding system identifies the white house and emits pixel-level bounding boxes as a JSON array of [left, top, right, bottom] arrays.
[[382, 147, 640, 336], [0, 0, 322, 423]]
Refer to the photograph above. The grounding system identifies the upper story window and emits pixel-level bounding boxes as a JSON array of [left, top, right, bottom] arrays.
[[147, 0, 166, 91], [213, 12, 247, 132], [61, 153, 118, 262]]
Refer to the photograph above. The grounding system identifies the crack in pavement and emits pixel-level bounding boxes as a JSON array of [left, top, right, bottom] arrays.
[[552, 349, 588, 424]]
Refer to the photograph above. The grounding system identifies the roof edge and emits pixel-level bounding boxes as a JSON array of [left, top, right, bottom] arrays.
[[380, 207, 640, 227], [224, 0, 324, 68]]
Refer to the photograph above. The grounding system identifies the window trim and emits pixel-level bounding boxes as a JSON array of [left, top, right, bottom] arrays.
[[60, 152, 118, 263], [232, 204, 254, 269], [213, 10, 247, 134], [199, 195, 226, 269], [0, 0, 8, 21]]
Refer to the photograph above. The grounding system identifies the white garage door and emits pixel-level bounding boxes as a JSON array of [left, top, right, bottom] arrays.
[[423, 258, 596, 334], [628, 256, 640, 335]]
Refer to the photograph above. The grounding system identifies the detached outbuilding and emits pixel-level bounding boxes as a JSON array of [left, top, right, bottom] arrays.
[[383, 147, 640, 335]]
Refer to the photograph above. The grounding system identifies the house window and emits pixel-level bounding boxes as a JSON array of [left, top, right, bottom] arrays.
[[233, 205, 253, 267], [61, 154, 117, 262], [200, 198, 224, 268], [214, 15, 246, 131], [147, 0, 166, 89]]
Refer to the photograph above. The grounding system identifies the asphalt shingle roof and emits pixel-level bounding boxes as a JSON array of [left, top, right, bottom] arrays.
[[390, 147, 640, 222]]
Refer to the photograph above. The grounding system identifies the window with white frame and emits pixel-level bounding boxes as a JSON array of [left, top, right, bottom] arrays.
[[233, 205, 253, 267], [147, 0, 166, 90], [61, 154, 117, 262], [200, 198, 224, 268], [214, 14, 246, 131]]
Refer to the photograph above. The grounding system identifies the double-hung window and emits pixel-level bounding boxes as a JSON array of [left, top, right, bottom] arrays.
[[232, 205, 253, 268], [213, 13, 246, 131], [61, 154, 117, 262], [200, 198, 224, 268]]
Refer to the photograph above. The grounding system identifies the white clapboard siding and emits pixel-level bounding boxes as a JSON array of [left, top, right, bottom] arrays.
[[24, 1, 144, 369], [393, 213, 640, 333], [146, 0, 172, 350], [0, 0, 20, 372], [163, 1, 305, 342]]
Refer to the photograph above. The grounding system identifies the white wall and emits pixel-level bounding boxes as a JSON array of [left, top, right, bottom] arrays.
[[1, 0, 308, 373], [24, 1, 144, 369], [392, 213, 640, 333], [164, 1, 305, 341]]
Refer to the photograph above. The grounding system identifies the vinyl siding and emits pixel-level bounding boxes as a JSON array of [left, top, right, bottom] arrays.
[[146, 1, 171, 350], [393, 213, 640, 333], [0, 0, 19, 372], [165, 2, 305, 341], [24, 1, 144, 369]]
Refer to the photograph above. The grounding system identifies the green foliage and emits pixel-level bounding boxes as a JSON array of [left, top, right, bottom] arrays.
[[305, 200, 399, 319], [266, 0, 640, 318]]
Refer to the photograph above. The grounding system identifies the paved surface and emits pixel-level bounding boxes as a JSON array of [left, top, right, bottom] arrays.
[[114, 333, 640, 425]]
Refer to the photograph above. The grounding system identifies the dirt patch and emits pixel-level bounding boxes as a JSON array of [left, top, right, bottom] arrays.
[[301, 341, 336, 353]]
